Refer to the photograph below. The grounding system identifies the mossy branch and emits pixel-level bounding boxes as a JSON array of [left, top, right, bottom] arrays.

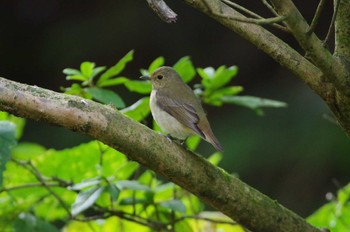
[[334, 0, 350, 61], [0, 77, 321, 231]]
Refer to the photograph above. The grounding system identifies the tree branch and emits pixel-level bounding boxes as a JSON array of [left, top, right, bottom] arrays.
[[0, 77, 321, 232], [145, 0, 177, 23], [268, 0, 349, 92], [180, 0, 350, 139], [220, 0, 289, 31], [307, 0, 326, 35], [182, 0, 332, 99], [334, 0, 350, 61]]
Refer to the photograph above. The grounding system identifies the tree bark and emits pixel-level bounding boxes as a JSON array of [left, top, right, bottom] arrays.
[[182, 0, 350, 137], [0, 77, 321, 232]]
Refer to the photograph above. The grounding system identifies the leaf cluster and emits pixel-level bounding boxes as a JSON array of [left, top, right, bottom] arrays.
[[62, 50, 287, 121]]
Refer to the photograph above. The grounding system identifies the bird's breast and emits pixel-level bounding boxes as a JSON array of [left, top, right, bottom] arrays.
[[150, 91, 193, 140]]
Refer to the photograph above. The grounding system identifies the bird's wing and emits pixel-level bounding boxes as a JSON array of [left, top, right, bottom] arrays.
[[155, 91, 204, 137]]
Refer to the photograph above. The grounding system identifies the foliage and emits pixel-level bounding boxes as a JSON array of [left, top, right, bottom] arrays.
[[62, 50, 287, 116], [308, 183, 350, 231], [0, 51, 289, 231]]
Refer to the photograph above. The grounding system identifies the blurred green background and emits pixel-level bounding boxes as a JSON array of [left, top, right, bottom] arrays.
[[1, 0, 349, 217]]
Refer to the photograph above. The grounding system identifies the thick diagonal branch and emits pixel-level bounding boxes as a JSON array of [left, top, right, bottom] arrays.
[[0, 77, 321, 232]]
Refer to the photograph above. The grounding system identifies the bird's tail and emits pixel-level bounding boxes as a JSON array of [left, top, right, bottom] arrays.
[[206, 132, 224, 152], [199, 121, 224, 152]]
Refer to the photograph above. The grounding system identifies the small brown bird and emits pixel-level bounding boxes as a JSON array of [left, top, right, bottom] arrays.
[[140, 66, 223, 152]]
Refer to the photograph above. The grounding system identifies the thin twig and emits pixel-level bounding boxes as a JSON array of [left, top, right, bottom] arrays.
[[324, 0, 341, 46], [11, 158, 72, 218], [308, 0, 326, 34], [221, 0, 289, 31], [92, 206, 165, 229], [97, 141, 107, 167], [0, 182, 62, 193], [220, 14, 287, 25], [261, 0, 279, 16], [221, 0, 261, 19], [145, 0, 177, 23]]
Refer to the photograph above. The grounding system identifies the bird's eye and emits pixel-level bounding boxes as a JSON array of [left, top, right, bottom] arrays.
[[157, 75, 163, 80]]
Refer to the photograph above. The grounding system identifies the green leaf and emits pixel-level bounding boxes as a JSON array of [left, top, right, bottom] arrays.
[[97, 77, 129, 87], [0, 121, 17, 186], [11, 142, 46, 160], [13, 213, 59, 232], [221, 95, 287, 115], [116, 180, 151, 191], [113, 161, 139, 180], [185, 135, 201, 151], [207, 152, 223, 166], [119, 197, 149, 205], [159, 200, 186, 213], [97, 50, 134, 85], [0, 111, 26, 139], [140, 68, 149, 76], [92, 66, 107, 78], [63, 68, 82, 76], [124, 80, 152, 94], [337, 183, 350, 205], [149, 56, 165, 73], [199, 66, 238, 91], [182, 194, 204, 214], [65, 75, 87, 82], [308, 183, 350, 231], [197, 67, 214, 80], [174, 219, 193, 232], [80, 61, 95, 78], [154, 183, 176, 202], [173, 56, 196, 83], [62, 84, 93, 100], [108, 183, 120, 202], [72, 185, 105, 216], [69, 177, 102, 190], [85, 87, 125, 108], [137, 170, 156, 187], [204, 86, 243, 106], [120, 97, 150, 122]]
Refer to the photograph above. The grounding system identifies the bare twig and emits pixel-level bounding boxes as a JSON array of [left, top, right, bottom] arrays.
[[11, 158, 72, 217], [221, 0, 289, 31], [146, 0, 177, 23], [324, 0, 341, 46], [0, 182, 62, 193], [226, 14, 287, 25], [261, 0, 279, 16], [221, 0, 261, 18], [97, 141, 107, 167], [307, 0, 326, 34], [205, 0, 286, 25]]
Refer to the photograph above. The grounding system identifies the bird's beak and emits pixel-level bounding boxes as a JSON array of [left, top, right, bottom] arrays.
[[140, 75, 151, 80]]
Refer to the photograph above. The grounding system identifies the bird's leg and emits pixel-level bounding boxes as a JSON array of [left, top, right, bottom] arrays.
[[165, 134, 189, 150], [179, 139, 189, 150], [166, 134, 174, 143]]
